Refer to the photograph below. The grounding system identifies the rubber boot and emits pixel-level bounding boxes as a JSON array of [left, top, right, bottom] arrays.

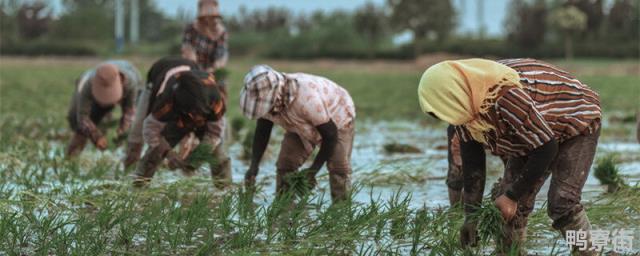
[[558, 210, 597, 256], [66, 133, 87, 158]]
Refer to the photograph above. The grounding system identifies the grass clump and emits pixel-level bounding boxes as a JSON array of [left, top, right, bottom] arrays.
[[185, 143, 216, 169], [468, 200, 505, 246], [594, 154, 626, 192], [383, 142, 421, 154]]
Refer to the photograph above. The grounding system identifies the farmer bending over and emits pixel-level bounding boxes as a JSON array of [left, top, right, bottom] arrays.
[[418, 58, 601, 255], [124, 57, 229, 187], [241, 65, 356, 202], [66, 60, 142, 157]]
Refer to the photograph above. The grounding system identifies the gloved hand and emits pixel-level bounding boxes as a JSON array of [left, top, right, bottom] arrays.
[[460, 218, 479, 247], [123, 142, 143, 168]]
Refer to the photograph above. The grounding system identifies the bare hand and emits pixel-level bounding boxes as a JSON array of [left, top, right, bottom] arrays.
[[495, 194, 518, 221], [96, 137, 108, 150], [244, 166, 259, 188]]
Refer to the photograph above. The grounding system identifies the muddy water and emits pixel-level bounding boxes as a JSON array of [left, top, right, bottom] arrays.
[[22, 120, 638, 253], [211, 121, 640, 209]]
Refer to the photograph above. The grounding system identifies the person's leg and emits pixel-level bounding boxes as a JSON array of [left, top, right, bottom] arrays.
[[66, 107, 87, 158], [66, 133, 88, 158], [499, 156, 551, 254], [209, 142, 232, 188], [547, 130, 600, 256], [275, 132, 312, 195], [177, 133, 199, 160], [447, 125, 464, 206], [326, 126, 355, 202], [133, 123, 186, 186]]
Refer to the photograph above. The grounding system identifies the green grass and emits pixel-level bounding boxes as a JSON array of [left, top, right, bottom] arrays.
[[1, 57, 639, 254]]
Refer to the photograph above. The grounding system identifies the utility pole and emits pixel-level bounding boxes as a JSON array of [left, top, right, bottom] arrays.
[[130, 0, 139, 44], [115, 0, 125, 53]]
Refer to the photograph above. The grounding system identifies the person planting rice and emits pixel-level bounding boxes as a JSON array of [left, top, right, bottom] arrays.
[[124, 57, 229, 188], [180, 0, 230, 159], [66, 60, 142, 157], [241, 65, 356, 202], [418, 58, 601, 255], [181, 0, 228, 72]]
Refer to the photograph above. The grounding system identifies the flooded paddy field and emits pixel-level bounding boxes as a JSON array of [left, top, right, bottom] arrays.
[[1, 57, 639, 255]]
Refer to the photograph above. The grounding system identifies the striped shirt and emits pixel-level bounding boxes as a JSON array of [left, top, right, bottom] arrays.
[[455, 58, 601, 157]]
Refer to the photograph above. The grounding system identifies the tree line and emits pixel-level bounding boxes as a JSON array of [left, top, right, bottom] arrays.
[[1, 0, 638, 59]]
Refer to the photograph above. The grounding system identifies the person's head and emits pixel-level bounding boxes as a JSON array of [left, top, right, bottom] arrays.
[[239, 65, 293, 120], [91, 63, 123, 106], [173, 71, 225, 126], [417, 59, 522, 143], [197, 0, 221, 27]]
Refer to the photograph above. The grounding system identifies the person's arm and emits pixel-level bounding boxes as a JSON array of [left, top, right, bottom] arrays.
[[118, 86, 136, 136], [245, 118, 274, 182], [201, 118, 224, 149], [181, 24, 197, 62], [458, 134, 486, 247], [76, 91, 106, 149], [308, 120, 338, 174], [460, 138, 486, 215], [212, 29, 229, 70]]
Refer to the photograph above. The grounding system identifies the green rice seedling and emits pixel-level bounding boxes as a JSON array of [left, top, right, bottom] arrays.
[[383, 142, 421, 154], [230, 116, 246, 139], [283, 169, 316, 198], [185, 143, 216, 170], [387, 190, 412, 240], [467, 199, 505, 251], [213, 68, 230, 81], [594, 154, 627, 192]]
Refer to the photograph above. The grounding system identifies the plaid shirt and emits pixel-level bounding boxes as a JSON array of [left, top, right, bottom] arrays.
[[182, 22, 228, 71]]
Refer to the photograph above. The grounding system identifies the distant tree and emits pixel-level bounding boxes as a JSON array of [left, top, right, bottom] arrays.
[[16, 2, 52, 40], [230, 6, 291, 32], [505, 0, 548, 49], [547, 6, 587, 60], [137, 0, 180, 42], [354, 2, 389, 57], [607, 0, 640, 41], [566, 0, 604, 38], [387, 0, 456, 55], [53, 0, 113, 41]]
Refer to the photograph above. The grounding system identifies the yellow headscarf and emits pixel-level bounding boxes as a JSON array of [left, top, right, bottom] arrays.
[[418, 59, 522, 143]]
